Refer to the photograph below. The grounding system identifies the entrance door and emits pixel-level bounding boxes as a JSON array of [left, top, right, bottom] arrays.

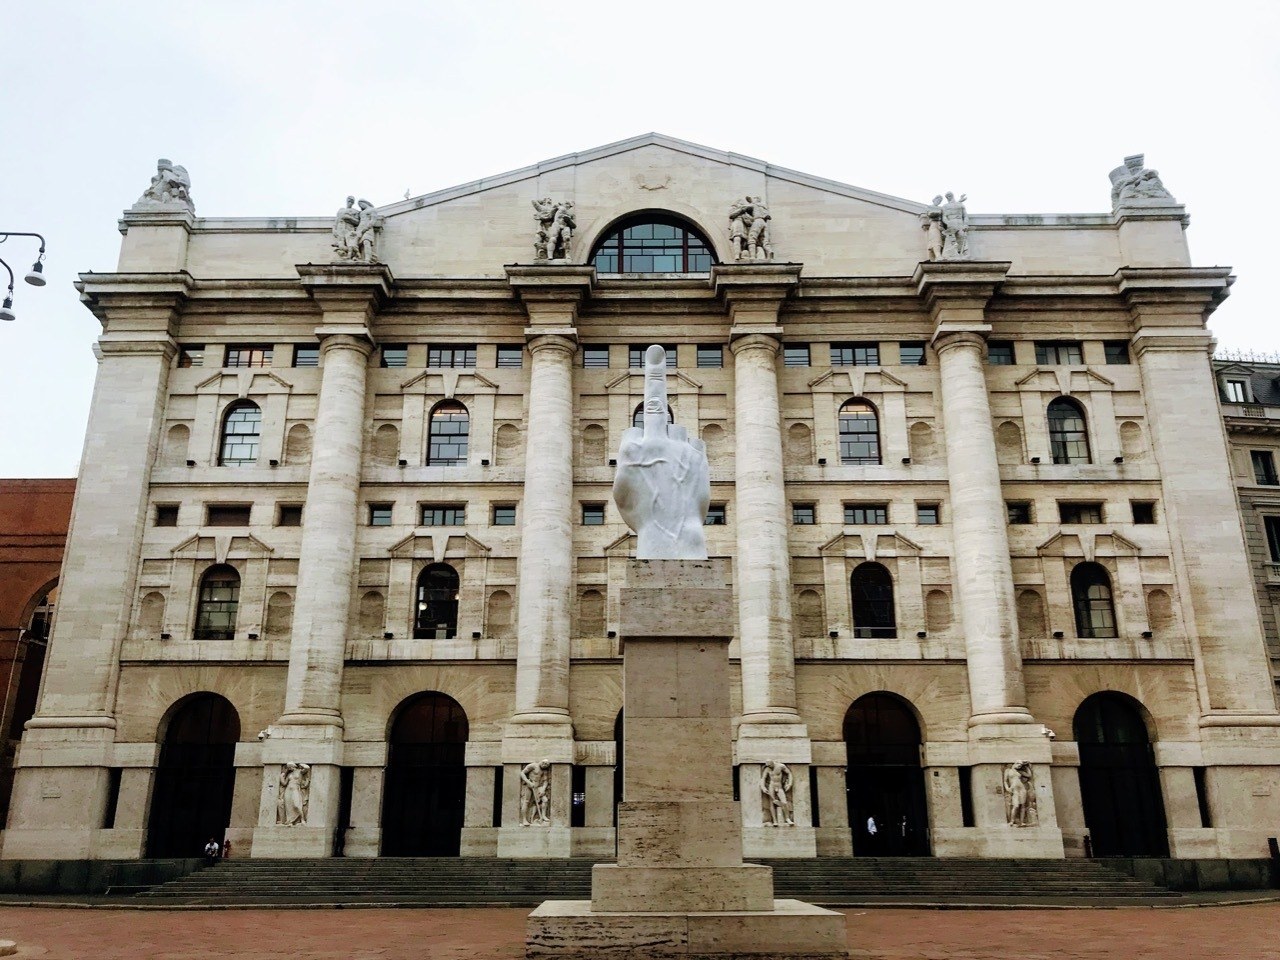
[[1074, 692, 1169, 856], [844, 692, 930, 856], [146, 694, 239, 858], [380, 692, 468, 856]]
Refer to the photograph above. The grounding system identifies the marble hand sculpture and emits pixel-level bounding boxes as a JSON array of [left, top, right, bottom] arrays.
[[613, 345, 710, 560]]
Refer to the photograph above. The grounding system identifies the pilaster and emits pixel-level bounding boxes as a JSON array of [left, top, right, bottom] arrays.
[[3, 274, 188, 859]]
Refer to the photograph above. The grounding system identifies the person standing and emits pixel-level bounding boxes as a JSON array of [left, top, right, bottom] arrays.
[[203, 837, 220, 866]]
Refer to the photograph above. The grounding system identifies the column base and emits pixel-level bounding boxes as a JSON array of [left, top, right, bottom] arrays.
[[528, 899, 847, 960]]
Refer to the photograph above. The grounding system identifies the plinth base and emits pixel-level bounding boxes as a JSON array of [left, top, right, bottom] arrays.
[[527, 899, 847, 959]]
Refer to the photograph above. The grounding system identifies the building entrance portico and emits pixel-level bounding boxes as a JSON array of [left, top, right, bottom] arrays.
[[844, 693, 930, 856], [380, 692, 468, 856]]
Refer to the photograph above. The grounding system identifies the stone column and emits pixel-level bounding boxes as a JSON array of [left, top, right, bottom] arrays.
[[917, 262, 1062, 858], [1122, 268, 1280, 857], [3, 273, 188, 860], [252, 264, 390, 858], [500, 265, 593, 857], [715, 263, 816, 858]]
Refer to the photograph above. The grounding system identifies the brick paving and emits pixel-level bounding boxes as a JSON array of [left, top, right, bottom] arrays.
[[0, 903, 1276, 959]]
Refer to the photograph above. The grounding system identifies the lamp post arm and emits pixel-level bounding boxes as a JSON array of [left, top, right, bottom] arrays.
[[0, 256, 14, 297], [0, 232, 48, 254]]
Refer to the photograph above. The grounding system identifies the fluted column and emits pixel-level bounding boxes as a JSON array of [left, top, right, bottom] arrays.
[[730, 333, 799, 722], [281, 332, 374, 723], [511, 333, 578, 723]]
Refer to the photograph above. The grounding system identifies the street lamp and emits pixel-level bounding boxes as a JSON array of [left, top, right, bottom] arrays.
[[0, 231, 49, 322]]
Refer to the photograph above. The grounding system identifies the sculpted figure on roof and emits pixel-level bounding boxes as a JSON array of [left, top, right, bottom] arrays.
[[532, 197, 576, 261], [728, 196, 774, 261], [135, 158, 194, 211]]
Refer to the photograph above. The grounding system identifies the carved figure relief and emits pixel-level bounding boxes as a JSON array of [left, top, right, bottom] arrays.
[[1109, 154, 1174, 210], [760, 759, 795, 827], [532, 198, 576, 261], [275, 762, 311, 826], [332, 196, 384, 262], [520, 758, 552, 826], [612, 345, 710, 560], [135, 158, 193, 211], [728, 196, 774, 261], [1003, 760, 1038, 827]]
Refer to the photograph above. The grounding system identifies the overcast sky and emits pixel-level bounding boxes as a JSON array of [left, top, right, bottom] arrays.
[[1, 1, 1277, 477]]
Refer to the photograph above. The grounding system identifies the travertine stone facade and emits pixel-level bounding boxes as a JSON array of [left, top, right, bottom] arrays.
[[5, 135, 1280, 864]]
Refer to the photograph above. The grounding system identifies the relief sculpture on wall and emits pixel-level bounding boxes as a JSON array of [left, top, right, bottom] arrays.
[[760, 759, 795, 827], [520, 758, 552, 826], [1003, 760, 1038, 827], [276, 762, 311, 826]]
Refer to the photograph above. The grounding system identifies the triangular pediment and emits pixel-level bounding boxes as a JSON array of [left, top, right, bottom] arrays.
[[1037, 529, 1141, 561], [819, 531, 922, 560], [194, 370, 293, 397], [808, 368, 906, 393], [604, 370, 703, 393], [389, 531, 491, 562], [400, 369, 498, 396], [171, 533, 274, 563]]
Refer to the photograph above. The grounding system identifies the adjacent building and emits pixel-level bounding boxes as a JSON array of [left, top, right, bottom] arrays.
[[4, 136, 1279, 865]]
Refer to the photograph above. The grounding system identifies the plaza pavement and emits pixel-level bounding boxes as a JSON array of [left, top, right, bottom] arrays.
[[0, 903, 1277, 959]]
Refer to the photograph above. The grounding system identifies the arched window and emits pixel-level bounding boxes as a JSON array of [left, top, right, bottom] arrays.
[[218, 402, 261, 466], [632, 402, 674, 428], [1048, 397, 1091, 464], [591, 215, 715, 273], [427, 401, 469, 466], [194, 565, 240, 640], [415, 563, 460, 639], [1071, 562, 1117, 638], [851, 562, 896, 638], [839, 399, 880, 465]]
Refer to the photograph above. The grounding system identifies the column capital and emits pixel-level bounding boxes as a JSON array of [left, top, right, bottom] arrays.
[[729, 331, 781, 356], [507, 264, 595, 329], [930, 329, 989, 356], [316, 330, 376, 356], [296, 262, 395, 320], [526, 332, 578, 355], [713, 262, 801, 331], [912, 260, 1011, 320]]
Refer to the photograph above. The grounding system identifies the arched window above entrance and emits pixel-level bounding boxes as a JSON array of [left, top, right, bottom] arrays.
[[838, 399, 881, 465], [843, 692, 922, 765], [851, 562, 895, 638], [194, 565, 240, 640], [590, 215, 715, 274], [1070, 561, 1117, 639], [414, 563, 460, 639], [218, 401, 262, 466], [427, 401, 469, 466]]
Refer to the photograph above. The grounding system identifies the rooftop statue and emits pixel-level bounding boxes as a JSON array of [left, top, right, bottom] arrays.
[[134, 158, 193, 212], [532, 197, 575, 261], [1109, 154, 1175, 211], [728, 196, 774, 261], [332, 196, 384, 263], [613, 345, 710, 560]]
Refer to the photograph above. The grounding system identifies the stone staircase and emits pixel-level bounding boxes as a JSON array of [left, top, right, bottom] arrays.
[[131, 856, 1178, 906]]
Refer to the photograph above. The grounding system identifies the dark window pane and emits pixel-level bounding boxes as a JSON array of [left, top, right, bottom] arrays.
[[696, 345, 723, 368], [277, 505, 303, 527], [206, 505, 251, 526], [916, 504, 939, 525], [851, 562, 895, 638], [1131, 502, 1156, 525], [381, 346, 408, 368], [1048, 399, 1091, 464], [705, 504, 726, 525], [592, 216, 715, 274], [1071, 563, 1116, 638], [178, 345, 204, 368], [783, 345, 810, 367], [1253, 451, 1278, 485], [428, 402, 469, 465], [630, 345, 677, 368], [899, 343, 926, 366], [369, 504, 393, 526], [581, 503, 605, 525], [492, 505, 517, 526], [1265, 516, 1280, 562], [844, 504, 888, 524], [1104, 341, 1131, 365], [839, 400, 880, 465], [792, 504, 815, 525], [224, 345, 272, 368], [155, 504, 179, 527], [421, 505, 465, 526], [414, 564, 460, 639], [1007, 501, 1033, 524], [428, 345, 477, 368], [831, 343, 880, 366], [195, 566, 240, 640], [496, 345, 523, 369], [1036, 341, 1083, 365], [988, 341, 1015, 365], [293, 345, 320, 368], [1059, 502, 1104, 524]]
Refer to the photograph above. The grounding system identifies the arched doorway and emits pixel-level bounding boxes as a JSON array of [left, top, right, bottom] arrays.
[[1074, 692, 1168, 856], [146, 693, 240, 857], [844, 693, 929, 856], [380, 692, 468, 856]]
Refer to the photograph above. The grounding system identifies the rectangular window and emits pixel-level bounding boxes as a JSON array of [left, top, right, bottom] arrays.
[[492, 504, 517, 526], [1131, 501, 1156, 525], [582, 345, 610, 368], [1104, 340, 1131, 365], [496, 345, 524, 369], [276, 504, 303, 527], [831, 342, 879, 366], [696, 345, 723, 368], [844, 503, 889, 524], [292, 344, 320, 368], [792, 504, 816, 525], [154, 504, 179, 527], [177, 345, 205, 368], [206, 504, 251, 526], [1226, 379, 1248, 403], [1265, 516, 1280, 563], [1035, 341, 1083, 365], [224, 345, 273, 368], [1059, 502, 1104, 524], [705, 503, 726, 526], [368, 503, 393, 526], [987, 341, 1015, 365], [899, 342, 927, 366], [582, 503, 606, 526], [1007, 501, 1033, 524], [571, 765, 587, 829], [1253, 450, 1279, 486], [421, 504, 465, 526], [428, 345, 477, 368], [630, 344, 678, 368], [783, 344, 811, 367], [380, 345, 408, 368], [916, 504, 940, 525]]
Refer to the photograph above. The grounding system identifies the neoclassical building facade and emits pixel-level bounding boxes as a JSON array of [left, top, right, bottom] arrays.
[[6, 135, 1280, 864]]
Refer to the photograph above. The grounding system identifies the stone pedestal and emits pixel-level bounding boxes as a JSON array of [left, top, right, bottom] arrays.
[[528, 559, 846, 960]]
